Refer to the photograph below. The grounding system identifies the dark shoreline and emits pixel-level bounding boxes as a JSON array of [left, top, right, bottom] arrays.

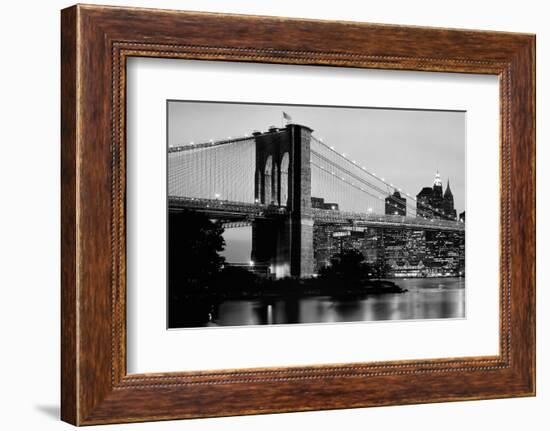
[[178, 278, 408, 302]]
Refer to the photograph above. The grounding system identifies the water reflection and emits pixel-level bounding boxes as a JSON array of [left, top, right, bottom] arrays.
[[174, 277, 465, 328]]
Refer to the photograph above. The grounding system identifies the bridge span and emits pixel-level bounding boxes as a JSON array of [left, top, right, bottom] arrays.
[[168, 196, 465, 232], [168, 123, 464, 278]]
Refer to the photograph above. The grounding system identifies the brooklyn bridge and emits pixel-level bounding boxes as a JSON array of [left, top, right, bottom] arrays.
[[168, 123, 465, 279]]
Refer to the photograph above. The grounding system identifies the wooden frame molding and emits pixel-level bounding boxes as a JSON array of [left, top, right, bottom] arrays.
[[61, 4, 535, 425]]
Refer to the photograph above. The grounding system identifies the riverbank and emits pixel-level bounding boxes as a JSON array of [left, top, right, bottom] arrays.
[[177, 277, 407, 302]]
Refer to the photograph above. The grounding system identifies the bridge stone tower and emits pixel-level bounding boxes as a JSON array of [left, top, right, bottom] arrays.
[[251, 124, 314, 278]]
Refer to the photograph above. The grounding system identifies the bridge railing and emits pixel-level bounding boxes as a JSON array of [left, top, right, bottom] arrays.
[[168, 196, 465, 231], [168, 196, 289, 217], [168, 136, 253, 153]]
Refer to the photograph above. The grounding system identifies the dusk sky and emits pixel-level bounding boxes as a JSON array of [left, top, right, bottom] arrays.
[[169, 101, 465, 212], [168, 101, 466, 262]]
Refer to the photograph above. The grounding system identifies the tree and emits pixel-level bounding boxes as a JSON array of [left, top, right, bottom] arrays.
[[320, 249, 370, 280], [371, 260, 392, 279], [168, 210, 225, 293]]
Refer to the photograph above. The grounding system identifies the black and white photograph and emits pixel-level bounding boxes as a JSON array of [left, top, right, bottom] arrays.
[[167, 101, 466, 328], [1, 0, 542, 428]]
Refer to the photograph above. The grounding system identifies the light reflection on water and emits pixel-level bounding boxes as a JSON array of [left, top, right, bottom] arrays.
[[177, 277, 465, 328]]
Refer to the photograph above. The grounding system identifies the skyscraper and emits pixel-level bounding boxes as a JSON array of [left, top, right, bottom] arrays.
[[416, 186, 434, 218], [385, 189, 406, 216], [442, 180, 457, 220], [416, 171, 457, 220], [430, 170, 443, 212]]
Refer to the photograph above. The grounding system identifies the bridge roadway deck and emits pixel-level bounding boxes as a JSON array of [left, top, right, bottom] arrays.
[[168, 196, 465, 232]]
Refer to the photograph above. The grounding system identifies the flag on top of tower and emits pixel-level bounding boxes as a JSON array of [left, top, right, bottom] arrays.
[[283, 111, 292, 124]]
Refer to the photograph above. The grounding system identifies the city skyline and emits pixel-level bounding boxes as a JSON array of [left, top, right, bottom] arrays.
[[168, 101, 466, 214], [167, 103, 466, 328]]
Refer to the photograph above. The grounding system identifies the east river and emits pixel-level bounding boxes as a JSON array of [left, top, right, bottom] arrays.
[[176, 277, 465, 328]]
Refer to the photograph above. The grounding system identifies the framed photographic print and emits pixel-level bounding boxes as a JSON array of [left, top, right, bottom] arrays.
[[164, 100, 466, 330], [61, 4, 535, 425]]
